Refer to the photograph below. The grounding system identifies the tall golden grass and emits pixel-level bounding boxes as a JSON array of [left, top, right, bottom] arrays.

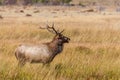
[[0, 6, 120, 80]]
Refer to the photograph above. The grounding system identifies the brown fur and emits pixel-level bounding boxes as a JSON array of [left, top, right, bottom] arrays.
[[15, 25, 70, 66]]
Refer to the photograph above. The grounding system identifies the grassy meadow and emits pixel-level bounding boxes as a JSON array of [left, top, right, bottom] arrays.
[[0, 6, 120, 80]]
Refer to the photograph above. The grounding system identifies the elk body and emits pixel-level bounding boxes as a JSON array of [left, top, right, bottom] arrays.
[[15, 24, 70, 66]]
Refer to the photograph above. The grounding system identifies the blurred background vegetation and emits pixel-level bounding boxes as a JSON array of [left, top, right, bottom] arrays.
[[0, 0, 72, 5], [0, 0, 120, 7]]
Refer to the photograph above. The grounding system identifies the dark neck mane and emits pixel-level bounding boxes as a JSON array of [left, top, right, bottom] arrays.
[[44, 37, 64, 63], [47, 39, 64, 55]]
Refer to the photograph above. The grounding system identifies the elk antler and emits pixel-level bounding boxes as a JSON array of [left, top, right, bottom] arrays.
[[59, 29, 64, 34], [39, 23, 59, 34], [39, 23, 65, 34]]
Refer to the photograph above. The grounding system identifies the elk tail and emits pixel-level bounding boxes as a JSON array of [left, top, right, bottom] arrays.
[[15, 49, 19, 60]]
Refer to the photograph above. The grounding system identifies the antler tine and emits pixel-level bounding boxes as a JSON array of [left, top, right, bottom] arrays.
[[55, 28, 64, 34], [60, 29, 64, 34], [39, 23, 59, 34], [46, 24, 50, 28], [46, 24, 53, 29], [44, 24, 56, 34], [39, 26, 46, 29], [52, 23, 54, 28], [47, 28, 55, 34], [46, 23, 58, 34], [39, 24, 50, 29], [52, 27, 58, 34], [52, 23, 59, 34]]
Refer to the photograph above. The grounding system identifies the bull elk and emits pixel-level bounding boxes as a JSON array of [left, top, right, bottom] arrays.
[[15, 24, 70, 66]]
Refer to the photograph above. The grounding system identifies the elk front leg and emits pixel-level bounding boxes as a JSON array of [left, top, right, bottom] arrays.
[[18, 58, 26, 67]]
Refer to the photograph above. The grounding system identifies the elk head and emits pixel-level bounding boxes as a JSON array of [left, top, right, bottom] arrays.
[[39, 23, 70, 45]]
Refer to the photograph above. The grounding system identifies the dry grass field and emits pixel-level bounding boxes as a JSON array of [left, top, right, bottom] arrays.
[[0, 6, 120, 80]]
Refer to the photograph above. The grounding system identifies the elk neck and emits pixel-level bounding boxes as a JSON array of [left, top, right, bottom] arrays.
[[47, 38, 64, 55]]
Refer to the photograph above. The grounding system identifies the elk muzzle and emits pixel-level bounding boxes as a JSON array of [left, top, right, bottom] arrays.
[[64, 37, 70, 43]]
